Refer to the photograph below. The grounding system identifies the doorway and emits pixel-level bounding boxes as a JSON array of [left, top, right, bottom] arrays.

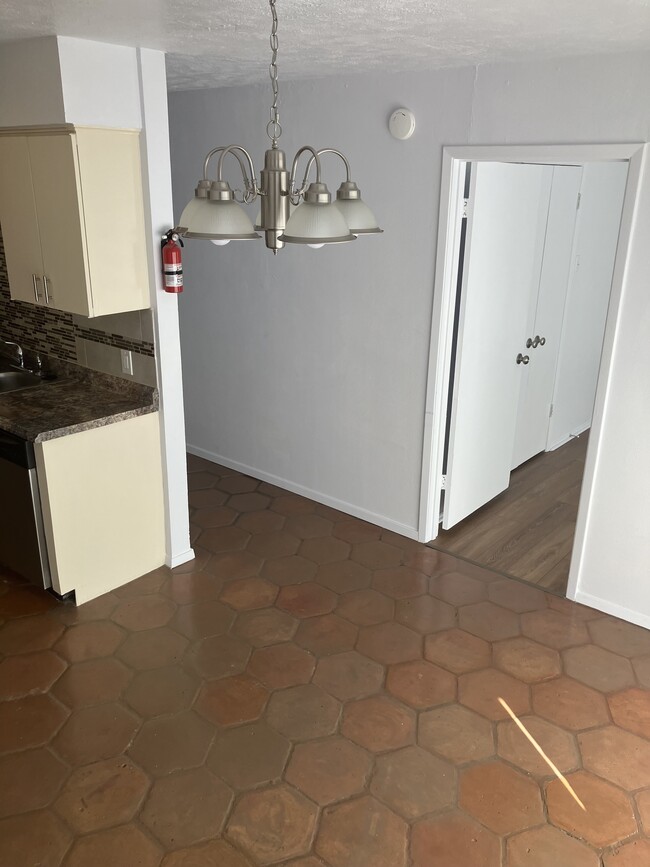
[[419, 144, 644, 601]]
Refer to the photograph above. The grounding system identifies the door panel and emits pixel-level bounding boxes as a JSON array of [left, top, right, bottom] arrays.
[[0, 136, 44, 303], [28, 134, 91, 316], [512, 166, 583, 468], [442, 162, 553, 530]]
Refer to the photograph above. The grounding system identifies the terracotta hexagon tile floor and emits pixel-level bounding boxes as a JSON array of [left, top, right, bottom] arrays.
[[2, 455, 650, 865]]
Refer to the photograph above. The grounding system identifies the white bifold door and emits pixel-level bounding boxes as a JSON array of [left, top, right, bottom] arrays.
[[442, 162, 554, 530]]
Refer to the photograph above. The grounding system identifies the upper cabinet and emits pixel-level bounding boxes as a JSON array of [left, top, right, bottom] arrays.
[[0, 127, 150, 317]]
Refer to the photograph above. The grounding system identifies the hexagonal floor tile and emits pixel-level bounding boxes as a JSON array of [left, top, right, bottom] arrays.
[[217, 474, 259, 494], [341, 695, 416, 752], [229, 492, 271, 513], [0, 693, 68, 754], [247, 530, 300, 559], [295, 613, 358, 656], [313, 651, 384, 701], [248, 642, 315, 689], [54, 621, 125, 662], [271, 494, 316, 515], [336, 588, 394, 626], [488, 579, 547, 613], [200, 526, 251, 554], [411, 811, 500, 867], [237, 509, 285, 534], [546, 770, 637, 848], [266, 684, 340, 740], [563, 644, 635, 692], [333, 519, 381, 544], [579, 725, 650, 790], [493, 636, 561, 683], [0, 810, 72, 867], [497, 714, 579, 777], [532, 676, 609, 730], [395, 595, 455, 634], [316, 795, 408, 867], [371, 745, 456, 819], [111, 594, 176, 631], [235, 608, 298, 647], [128, 711, 214, 777], [0, 615, 64, 655], [192, 505, 237, 528], [0, 650, 66, 700], [603, 839, 650, 866], [357, 622, 422, 665], [53, 757, 148, 833], [386, 659, 456, 709], [588, 616, 650, 658], [521, 609, 590, 649], [52, 702, 138, 766], [424, 628, 491, 674], [419, 704, 494, 764], [63, 823, 162, 867], [458, 668, 530, 720], [123, 665, 197, 717], [261, 555, 318, 586], [227, 784, 317, 864], [608, 687, 650, 739], [315, 561, 371, 594], [459, 601, 521, 641], [116, 626, 188, 670], [208, 721, 290, 790], [220, 577, 278, 611], [0, 748, 68, 818], [372, 567, 428, 599], [53, 657, 131, 708], [277, 583, 338, 618], [351, 541, 402, 570], [429, 571, 487, 606], [186, 633, 251, 680], [506, 825, 600, 867], [286, 736, 371, 805], [300, 536, 351, 565], [209, 551, 264, 581], [141, 766, 233, 849], [195, 674, 269, 727], [459, 760, 544, 834], [172, 600, 235, 640], [284, 513, 334, 539], [161, 838, 253, 866]]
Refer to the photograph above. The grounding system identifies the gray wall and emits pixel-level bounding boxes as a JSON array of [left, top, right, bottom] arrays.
[[169, 50, 650, 623]]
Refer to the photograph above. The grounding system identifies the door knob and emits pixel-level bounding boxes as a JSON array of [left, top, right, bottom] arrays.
[[526, 335, 546, 349], [516, 353, 530, 365], [539, 336, 546, 346]]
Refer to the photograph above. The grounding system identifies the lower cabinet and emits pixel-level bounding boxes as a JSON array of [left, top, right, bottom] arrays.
[[35, 413, 166, 604]]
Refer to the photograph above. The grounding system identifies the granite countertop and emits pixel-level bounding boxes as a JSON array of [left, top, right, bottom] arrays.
[[0, 357, 158, 443]]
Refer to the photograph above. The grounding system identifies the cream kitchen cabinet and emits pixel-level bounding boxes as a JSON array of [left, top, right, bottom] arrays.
[[0, 127, 150, 317], [35, 413, 166, 604]]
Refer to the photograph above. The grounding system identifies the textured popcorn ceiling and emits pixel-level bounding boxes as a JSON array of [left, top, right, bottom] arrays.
[[1, 0, 650, 90]]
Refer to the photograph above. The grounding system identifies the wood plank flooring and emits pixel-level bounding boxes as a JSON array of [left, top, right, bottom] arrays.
[[429, 433, 589, 596]]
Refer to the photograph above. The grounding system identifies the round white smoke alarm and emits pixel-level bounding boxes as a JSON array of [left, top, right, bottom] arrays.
[[389, 108, 416, 140]]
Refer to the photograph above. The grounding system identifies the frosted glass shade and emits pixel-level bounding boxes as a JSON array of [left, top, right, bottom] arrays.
[[333, 197, 383, 235], [280, 202, 356, 245], [179, 197, 259, 241]]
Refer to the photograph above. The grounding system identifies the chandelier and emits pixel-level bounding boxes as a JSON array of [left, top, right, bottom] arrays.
[[178, 0, 382, 253]]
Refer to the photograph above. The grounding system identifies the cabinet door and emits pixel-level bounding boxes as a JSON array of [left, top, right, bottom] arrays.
[[0, 136, 45, 304], [28, 134, 92, 316]]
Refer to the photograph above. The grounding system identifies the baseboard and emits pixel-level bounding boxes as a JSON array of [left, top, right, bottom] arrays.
[[186, 444, 419, 541], [168, 548, 196, 569], [547, 422, 591, 452], [573, 589, 650, 630]]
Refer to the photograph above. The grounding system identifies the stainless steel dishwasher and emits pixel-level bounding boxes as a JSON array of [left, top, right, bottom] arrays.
[[0, 428, 52, 589]]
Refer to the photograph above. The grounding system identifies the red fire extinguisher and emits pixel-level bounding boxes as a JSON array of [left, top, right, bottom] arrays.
[[162, 230, 184, 293]]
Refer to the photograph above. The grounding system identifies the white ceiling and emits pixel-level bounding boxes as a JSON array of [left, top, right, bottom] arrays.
[[1, 0, 649, 91]]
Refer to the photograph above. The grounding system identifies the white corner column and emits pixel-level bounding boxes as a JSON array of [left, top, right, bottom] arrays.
[[136, 48, 194, 568]]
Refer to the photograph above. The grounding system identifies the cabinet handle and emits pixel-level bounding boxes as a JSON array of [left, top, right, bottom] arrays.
[[42, 275, 52, 304], [32, 274, 41, 302]]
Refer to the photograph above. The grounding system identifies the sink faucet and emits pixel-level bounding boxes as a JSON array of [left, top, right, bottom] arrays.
[[1, 340, 24, 368]]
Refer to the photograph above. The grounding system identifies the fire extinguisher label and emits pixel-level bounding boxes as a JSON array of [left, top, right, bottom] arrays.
[[164, 271, 183, 288]]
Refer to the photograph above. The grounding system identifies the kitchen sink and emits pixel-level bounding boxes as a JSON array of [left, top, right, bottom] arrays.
[[0, 369, 43, 394]]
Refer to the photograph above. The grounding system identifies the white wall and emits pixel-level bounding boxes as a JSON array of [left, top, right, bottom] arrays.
[[0, 38, 65, 126], [548, 161, 628, 448], [169, 50, 650, 622], [169, 69, 476, 536]]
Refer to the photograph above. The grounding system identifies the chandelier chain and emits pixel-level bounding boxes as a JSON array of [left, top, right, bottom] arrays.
[[267, 0, 282, 144]]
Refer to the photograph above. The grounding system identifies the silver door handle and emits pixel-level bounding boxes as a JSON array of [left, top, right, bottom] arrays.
[[32, 274, 41, 302], [42, 275, 52, 304], [526, 335, 545, 349], [539, 336, 546, 346], [516, 353, 530, 365]]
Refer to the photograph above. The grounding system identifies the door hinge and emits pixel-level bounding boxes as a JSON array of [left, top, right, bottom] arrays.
[[462, 198, 469, 218], [440, 474, 447, 489], [549, 403, 554, 418], [576, 192, 582, 210]]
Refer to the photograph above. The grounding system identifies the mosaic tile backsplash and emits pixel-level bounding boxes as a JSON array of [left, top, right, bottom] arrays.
[[0, 229, 156, 386]]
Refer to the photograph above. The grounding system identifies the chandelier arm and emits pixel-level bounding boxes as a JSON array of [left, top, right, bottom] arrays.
[[299, 148, 352, 191], [289, 145, 323, 197], [214, 145, 259, 197]]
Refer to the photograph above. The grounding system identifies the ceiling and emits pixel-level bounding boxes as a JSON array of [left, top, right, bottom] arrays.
[[1, 0, 649, 91]]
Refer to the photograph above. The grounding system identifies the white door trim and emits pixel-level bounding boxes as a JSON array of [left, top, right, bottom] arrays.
[[418, 142, 646, 606]]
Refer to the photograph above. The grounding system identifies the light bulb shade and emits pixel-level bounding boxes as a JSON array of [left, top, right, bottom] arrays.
[[279, 202, 356, 245], [179, 197, 260, 241], [333, 197, 383, 235]]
